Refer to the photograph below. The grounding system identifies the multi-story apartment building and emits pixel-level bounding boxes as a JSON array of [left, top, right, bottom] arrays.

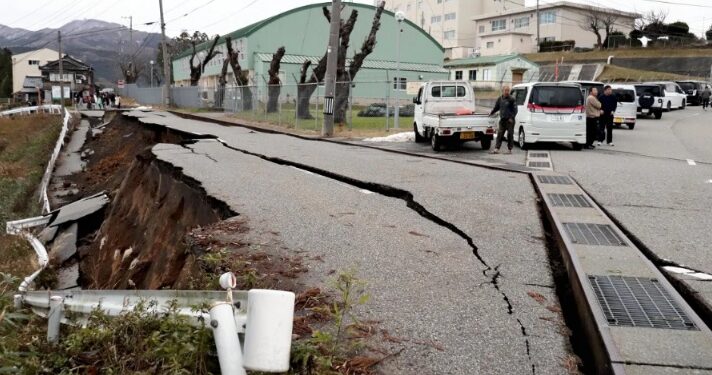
[[474, 1, 639, 56], [11, 48, 59, 94], [380, 0, 523, 58]]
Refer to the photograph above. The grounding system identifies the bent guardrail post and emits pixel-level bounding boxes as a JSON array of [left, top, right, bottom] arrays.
[[210, 301, 247, 375], [243, 289, 295, 372], [47, 296, 63, 343]]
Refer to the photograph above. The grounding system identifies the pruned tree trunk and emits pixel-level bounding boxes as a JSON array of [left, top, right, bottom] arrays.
[[216, 58, 230, 108], [223, 35, 252, 111], [334, 2, 384, 123], [189, 35, 221, 86], [297, 52, 328, 119], [267, 47, 285, 113]]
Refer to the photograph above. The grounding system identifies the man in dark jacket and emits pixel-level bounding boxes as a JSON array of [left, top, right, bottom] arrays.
[[489, 86, 518, 154], [597, 85, 618, 146]]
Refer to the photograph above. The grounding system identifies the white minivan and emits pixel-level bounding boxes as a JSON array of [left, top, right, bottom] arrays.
[[609, 84, 637, 130], [644, 81, 686, 111], [510, 82, 586, 150]]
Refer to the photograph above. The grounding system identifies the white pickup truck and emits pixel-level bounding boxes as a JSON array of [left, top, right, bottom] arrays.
[[412, 81, 495, 151]]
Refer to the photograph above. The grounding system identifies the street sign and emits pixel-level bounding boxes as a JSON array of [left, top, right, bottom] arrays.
[[117, 80, 125, 88]]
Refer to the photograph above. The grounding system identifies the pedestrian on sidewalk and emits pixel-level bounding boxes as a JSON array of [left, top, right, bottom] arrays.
[[598, 85, 617, 146], [701, 86, 711, 110], [489, 85, 518, 154], [115, 95, 121, 109], [585, 87, 602, 149]]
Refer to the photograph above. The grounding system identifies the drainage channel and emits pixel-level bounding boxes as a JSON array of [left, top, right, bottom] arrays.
[[533, 171, 712, 373], [163, 111, 712, 372]]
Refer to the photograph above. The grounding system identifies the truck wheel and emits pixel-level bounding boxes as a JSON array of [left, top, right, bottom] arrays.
[[431, 134, 442, 151], [480, 138, 492, 151], [414, 123, 425, 143], [572, 143, 583, 151], [518, 128, 529, 150], [681, 101, 686, 109], [654, 110, 662, 119], [628, 123, 635, 130], [666, 101, 672, 111]]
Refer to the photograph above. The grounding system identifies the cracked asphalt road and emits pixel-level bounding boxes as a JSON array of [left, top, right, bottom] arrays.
[[127, 110, 572, 374]]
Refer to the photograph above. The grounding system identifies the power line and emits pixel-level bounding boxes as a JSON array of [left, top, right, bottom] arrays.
[[636, 0, 712, 8], [166, 0, 218, 23]]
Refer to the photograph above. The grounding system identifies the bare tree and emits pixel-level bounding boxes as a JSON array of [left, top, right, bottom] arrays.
[[189, 35, 221, 86], [267, 47, 286, 113], [296, 2, 385, 121], [579, 7, 618, 50], [119, 59, 145, 84]]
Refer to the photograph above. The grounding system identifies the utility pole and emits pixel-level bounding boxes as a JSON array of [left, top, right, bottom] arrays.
[[159, 0, 171, 106], [536, 0, 540, 52], [58, 31, 64, 106], [394, 11, 405, 129], [322, 0, 341, 137]]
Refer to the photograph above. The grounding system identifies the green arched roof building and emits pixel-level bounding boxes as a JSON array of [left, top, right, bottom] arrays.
[[171, 2, 447, 93]]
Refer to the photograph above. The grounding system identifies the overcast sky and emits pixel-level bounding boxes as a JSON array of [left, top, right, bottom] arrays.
[[1, 0, 710, 38]]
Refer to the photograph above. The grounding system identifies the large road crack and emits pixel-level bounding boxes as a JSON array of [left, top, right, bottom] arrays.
[[203, 139, 536, 374]]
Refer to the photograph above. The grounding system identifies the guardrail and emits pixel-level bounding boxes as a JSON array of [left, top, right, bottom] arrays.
[[0, 104, 63, 117], [13, 276, 295, 375]]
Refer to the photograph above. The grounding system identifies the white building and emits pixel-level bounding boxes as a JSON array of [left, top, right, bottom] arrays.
[[444, 54, 539, 89], [380, 0, 523, 58], [11, 48, 59, 94], [474, 2, 640, 56]]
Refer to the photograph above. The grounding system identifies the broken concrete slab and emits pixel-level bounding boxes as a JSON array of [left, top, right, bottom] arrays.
[[49, 223, 78, 266], [48, 192, 109, 228], [56, 262, 79, 290], [37, 225, 58, 244]]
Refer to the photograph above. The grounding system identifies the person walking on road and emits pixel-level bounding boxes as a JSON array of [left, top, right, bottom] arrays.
[[598, 85, 617, 146], [489, 86, 518, 154], [701, 86, 711, 110], [585, 87, 602, 149]]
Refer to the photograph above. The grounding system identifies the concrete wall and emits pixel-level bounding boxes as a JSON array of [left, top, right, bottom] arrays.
[[11, 48, 59, 93]]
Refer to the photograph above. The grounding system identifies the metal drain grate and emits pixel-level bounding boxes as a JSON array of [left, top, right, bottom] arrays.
[[588, 275, 698, 330], [538, 175, 572, 185], [529, 152, 549, 158], [528, 161, 551, 168], [562, 223, 627, 246], [548, 193, 592, 208]]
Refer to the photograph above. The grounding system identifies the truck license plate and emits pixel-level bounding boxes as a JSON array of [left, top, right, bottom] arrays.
[[642, 109, 649, 114], [549, 115, 565, 121], [614, 117, 623, 123], [460, 132, 475, 140]]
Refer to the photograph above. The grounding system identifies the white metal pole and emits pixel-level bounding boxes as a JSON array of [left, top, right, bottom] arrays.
[[210, 302, 246, 375], [395, 16, 402, 129], [47, 296, 63, 343], [322, 0, 341, 136]]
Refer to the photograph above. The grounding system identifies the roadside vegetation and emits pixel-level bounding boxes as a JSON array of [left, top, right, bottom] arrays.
[[597, 65, 701, 82]]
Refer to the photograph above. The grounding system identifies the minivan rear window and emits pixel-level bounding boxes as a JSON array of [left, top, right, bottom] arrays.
[[431, 85, 466, 98], [530, 86, 582, 107], [677, 82, 696, 91], [613, 89, 636, 103], [636, 85, 662, 97]]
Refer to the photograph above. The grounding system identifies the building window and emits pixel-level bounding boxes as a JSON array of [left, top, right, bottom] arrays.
[[443, 30, 455, 40], [486, 41, 494, 48], [491, 19, 506, 32], [28, 60, 40, 66], [444, 12, 456, 21], [543, 36, 555, 42], [393, 77, 406, 90], [431, 15, 441, 23], [514, 16, 529, 28], [482, 69, 491, 81], [49, 73, 73, 82], [540, 10, 556, 24], [468, 70, 477, 81], [479, 25, 485, 33], [455, 70, 463, 80]]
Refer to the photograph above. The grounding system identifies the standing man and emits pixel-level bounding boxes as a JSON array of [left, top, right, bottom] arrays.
[[597, 85, 617, 146], [489, 86, 518, 154], [701, 85, 711, 110], [585, 87, 601, 149]]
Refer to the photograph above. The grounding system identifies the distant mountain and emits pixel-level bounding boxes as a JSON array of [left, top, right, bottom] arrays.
[[0, 19, 162, 86]]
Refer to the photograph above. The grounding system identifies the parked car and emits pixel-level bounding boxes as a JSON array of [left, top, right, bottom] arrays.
[[413, 81, 495, 151], [675, 80, 708, 106], [358, 103, 388, 117], [644, 81, 686, 111], [510, 82, 586, 150], [634, 84, 664, 119], [609, 84, 638, 129], [399, 104, 415, 117], [565, 80, 604, 98]]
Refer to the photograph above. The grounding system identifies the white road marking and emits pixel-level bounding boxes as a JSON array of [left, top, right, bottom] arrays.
[[707, 180, 712, 184], [687, 159, 696, 166], [360, 189, 374, 195], [663, 266, 694, 274], [690, 273, 712, 281]]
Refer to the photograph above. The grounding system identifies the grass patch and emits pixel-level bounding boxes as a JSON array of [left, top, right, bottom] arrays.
[[597, 65, 701, 82], [524, 47, 712, 63], [0, 114, 62, 277]]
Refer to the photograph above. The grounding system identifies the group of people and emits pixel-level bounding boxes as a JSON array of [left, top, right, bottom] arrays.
[[74, 92, 120, 110], [487, 85, 618, 154], [585, 86, 617, 149]]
